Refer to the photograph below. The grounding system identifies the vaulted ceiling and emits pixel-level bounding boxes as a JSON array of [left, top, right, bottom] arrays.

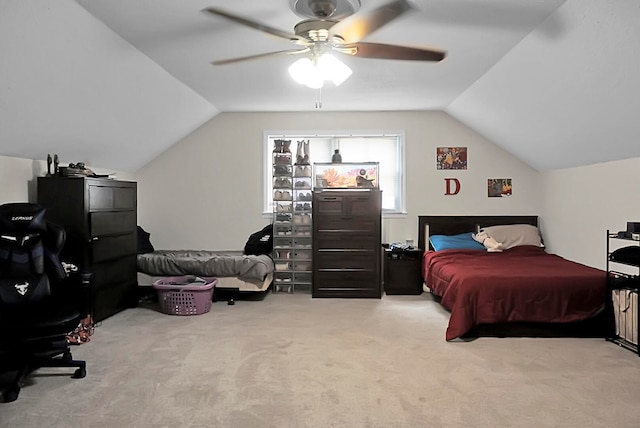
[[1, 0, 638, 172]]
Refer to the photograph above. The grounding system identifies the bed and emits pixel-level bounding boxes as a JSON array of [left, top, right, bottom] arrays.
[[137, 250, 274, 304], [418, 215, 608, 341]]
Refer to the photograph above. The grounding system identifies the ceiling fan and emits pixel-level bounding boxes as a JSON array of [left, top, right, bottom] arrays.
[[201, 0, 447, 67]]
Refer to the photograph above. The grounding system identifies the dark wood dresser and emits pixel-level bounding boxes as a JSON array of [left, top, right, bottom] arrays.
[[312, 189, 382, 298], [37, 177, 138, 321]]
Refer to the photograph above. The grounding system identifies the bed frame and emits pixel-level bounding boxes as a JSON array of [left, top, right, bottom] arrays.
[[418, 215, 539, 251], [417, 215, 609, 339], [137, 272, 273, 306]]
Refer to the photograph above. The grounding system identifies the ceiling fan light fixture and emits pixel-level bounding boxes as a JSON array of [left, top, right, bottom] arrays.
[[318, 53, 352, 86], [289, 53, 352, 89], [289, 57, 325, 89]]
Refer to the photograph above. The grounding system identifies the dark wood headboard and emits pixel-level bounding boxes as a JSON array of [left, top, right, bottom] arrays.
[[418, 215, 539, 251]]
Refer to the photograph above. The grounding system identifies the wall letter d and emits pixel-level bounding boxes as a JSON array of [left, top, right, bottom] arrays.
[[444, 178, 461, 195]]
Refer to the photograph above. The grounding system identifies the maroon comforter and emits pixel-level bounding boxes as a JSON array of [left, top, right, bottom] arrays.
[[422, 246, 607, 341]]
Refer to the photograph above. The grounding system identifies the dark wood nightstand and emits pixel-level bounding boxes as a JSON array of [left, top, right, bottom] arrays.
[[383, 248, 423, 295]]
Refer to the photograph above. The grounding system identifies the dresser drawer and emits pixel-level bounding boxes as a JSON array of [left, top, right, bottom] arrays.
[[349, 194, 379, 215], [313, 270, 381, 297], [314, 195, 345, 215], [91, 233, 136, 263], [315, 216, 378, 233], [315, 249, 377, 269], [91, 256, 137, 288], [315, 233, 378, 250], [89, 184, 136, 210], [90, 211, 136, 236]]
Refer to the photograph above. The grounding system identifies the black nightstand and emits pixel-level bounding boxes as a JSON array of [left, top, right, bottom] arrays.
[[383, 248, 423, 295]]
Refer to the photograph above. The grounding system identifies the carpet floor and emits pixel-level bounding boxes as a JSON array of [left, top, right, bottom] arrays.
[[2, 291, 640, 427]]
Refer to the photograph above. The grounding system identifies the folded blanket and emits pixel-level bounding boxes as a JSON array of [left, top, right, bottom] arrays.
[[137, 250, 274, 282]]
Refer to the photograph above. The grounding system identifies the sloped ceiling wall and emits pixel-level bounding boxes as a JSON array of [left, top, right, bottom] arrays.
[[1, 1, 638, 173], [0, 0, 218, 172], [447, 0, 640, 171]]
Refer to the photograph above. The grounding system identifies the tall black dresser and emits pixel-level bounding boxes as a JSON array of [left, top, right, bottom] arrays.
[[37, 177, 138, 321], [312, 189, 382, 298]]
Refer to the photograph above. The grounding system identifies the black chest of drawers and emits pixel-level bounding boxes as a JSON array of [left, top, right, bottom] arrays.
[[37, 177, 138, 321], [312, 189, 382, 298]]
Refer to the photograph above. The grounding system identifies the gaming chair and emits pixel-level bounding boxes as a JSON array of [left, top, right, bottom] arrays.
[[0, 202, 87, 403]]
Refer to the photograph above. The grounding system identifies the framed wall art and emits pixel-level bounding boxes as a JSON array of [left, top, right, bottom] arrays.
[[436, 147, 467, 170], [488, 178, 512, 197]]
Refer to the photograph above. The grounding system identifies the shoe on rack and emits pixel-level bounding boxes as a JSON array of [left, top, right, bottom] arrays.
[[274, 190, 282, 200], [295, 140, 305, 165], [275, 155, 290, 165], [277, 165, 290, 175], [303, 140, 311, 165]]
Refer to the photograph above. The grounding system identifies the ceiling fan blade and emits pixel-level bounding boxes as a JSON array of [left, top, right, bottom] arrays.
[[201, 7, 308, 44], [212, 48, 310, 66], [341, 42, 446, 62], [329, 0, 415, 44]]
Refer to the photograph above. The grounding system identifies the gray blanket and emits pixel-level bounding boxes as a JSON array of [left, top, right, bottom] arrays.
[[137, 250, 274, 282]]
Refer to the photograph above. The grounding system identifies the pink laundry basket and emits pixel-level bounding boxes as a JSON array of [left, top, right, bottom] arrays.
[[152, 276, 217, 315]]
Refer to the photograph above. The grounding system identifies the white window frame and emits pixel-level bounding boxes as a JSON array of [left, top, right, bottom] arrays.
[[263, 130, 406, 218]]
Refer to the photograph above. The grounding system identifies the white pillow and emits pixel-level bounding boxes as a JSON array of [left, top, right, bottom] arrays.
[[474, 224, 544, 251]]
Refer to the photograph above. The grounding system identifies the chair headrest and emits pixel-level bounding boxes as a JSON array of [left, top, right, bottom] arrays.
[[0, 203, 48, 234]]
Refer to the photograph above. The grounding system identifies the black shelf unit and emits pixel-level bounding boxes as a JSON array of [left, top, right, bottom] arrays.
[[606, 230, 640, 356], [383, 248, 423, 295]]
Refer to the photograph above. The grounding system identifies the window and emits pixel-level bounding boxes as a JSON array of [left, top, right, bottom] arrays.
[[264, 132, 405, 215]]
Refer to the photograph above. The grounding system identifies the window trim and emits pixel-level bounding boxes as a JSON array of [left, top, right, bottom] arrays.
[[263, 130, 407, 218]]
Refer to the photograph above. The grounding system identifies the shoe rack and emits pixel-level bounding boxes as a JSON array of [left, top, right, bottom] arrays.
[[272, 139, 313, 293]]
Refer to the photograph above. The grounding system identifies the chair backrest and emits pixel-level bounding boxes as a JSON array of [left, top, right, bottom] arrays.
[[0, 203, 66, 308]]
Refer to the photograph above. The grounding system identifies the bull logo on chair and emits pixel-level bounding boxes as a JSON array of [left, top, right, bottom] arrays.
[[14, 282, 29, 296]]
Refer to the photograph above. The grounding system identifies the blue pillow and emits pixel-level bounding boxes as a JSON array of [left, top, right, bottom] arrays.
[[429, 232, 486, 251]]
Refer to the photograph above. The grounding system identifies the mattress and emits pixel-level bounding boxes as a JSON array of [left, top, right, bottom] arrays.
[[137, 250, 274, 282], [423, 246, 607, 340]]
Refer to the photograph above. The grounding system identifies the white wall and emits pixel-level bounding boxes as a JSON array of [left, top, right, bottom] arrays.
[[541, 156, 640, 269], [9, 128, 637, 272], [0, 154, 134, 205], [134, 111, 542, 250], [0, 155, 44, 203]]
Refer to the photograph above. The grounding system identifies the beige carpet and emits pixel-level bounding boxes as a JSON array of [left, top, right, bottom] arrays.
[[2, 292, 640, 428]]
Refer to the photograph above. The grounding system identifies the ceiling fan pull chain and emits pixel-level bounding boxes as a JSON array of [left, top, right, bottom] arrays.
[[315, 87, 323, 109]]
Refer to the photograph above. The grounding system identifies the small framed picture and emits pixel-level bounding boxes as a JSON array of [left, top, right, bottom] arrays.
[[488, 178, 512, 197], [436, 147, 467, 170]]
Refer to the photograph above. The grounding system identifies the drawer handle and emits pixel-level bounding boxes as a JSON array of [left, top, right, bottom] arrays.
[[323, 197, 338, 200], [90, 237, 99, 241]]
